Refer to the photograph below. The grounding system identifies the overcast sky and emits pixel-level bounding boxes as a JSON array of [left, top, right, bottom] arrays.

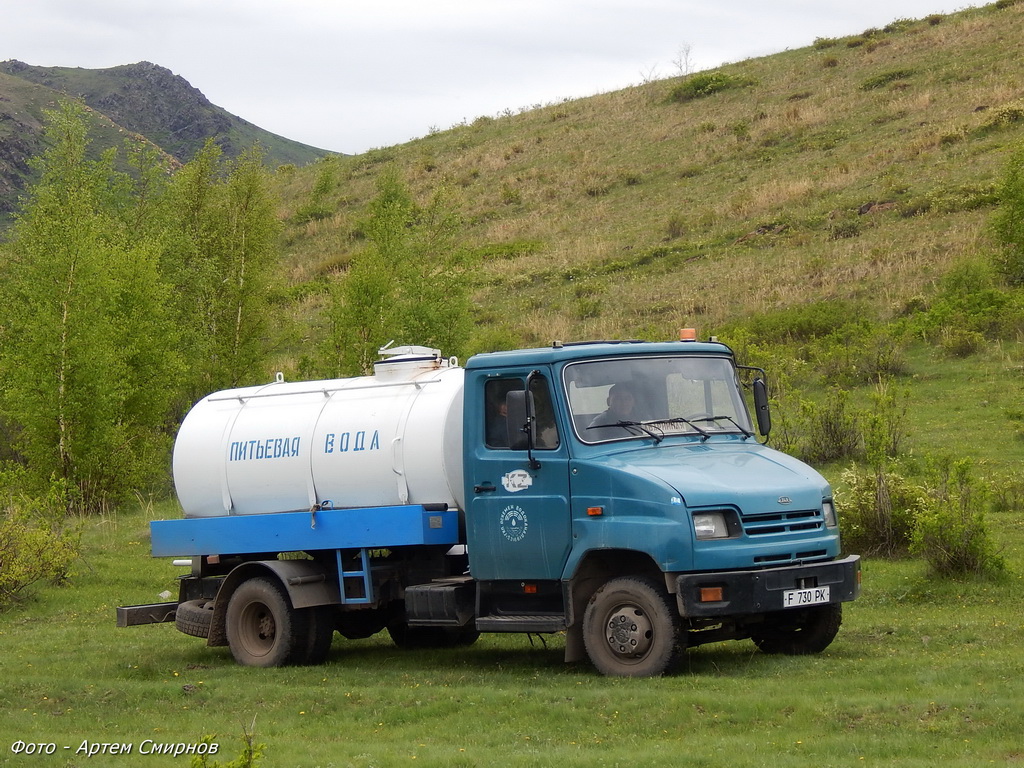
[[1, 0, 982, 155]]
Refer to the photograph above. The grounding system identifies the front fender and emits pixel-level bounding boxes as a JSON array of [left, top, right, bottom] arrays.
[[563, 516, 692, 579]]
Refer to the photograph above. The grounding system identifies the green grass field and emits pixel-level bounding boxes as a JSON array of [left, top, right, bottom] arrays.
[[2, 497, 1022, 768]]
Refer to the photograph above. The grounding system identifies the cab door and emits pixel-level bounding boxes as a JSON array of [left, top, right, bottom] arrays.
[[466, 371, 572, 581]]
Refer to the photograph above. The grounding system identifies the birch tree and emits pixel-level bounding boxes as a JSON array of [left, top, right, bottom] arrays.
[[322, 170, 473, 376], [0, 102, 178, 509]]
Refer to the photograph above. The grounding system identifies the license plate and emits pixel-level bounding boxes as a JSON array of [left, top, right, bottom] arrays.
[[782, 585, 830, 608]]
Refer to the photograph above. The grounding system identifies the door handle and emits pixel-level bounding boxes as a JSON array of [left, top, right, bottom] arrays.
[[473, 482, 496, 494]]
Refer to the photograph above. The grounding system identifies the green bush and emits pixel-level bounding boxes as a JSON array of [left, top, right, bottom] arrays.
[[828, 219, 862, 240], [746, 300, 866, 344], [913, 259, 1024, 339], [912, 459, 1006, 578], [798, 388, 862, 464], [839, 464, 928, 557], [669, 72, 754, 103], [993, 138, 1024, 284], [977, 100, 1024, 136], [938, 327, 985, 357], [812, 325, 908, 385], [861, 69, 916, 91], [926, 182, 999, 213], [0, 483, 79, 608], [191, 723, 265, 768]]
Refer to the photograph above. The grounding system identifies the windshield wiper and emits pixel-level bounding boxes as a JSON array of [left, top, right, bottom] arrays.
[[687, 415, 753, 439], [586, 420, 666, 443]]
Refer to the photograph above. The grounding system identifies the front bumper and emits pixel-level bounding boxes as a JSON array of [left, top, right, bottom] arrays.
[[674, 555, 861, 618]]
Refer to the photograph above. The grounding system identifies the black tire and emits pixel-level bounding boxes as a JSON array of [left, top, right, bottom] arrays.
[[175, 599, 214, 639], [302, 605, 336, 665], [751, 604, 842, 655], [583, 576, 684, 677], [225, 577, 309, 667], [387, 624, 481, 649]]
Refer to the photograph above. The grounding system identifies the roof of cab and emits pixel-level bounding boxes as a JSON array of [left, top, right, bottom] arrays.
[[465, 339, 733, 369]]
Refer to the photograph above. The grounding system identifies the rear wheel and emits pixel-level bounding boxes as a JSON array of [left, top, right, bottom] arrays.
[[302, 605, 336, 665], [751, 604, 842, 655], [582, 576, 683, 677], [225, 577, 309, 667]]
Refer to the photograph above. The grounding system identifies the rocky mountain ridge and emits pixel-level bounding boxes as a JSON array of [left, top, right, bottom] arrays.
[[0, 60, 331, 220]]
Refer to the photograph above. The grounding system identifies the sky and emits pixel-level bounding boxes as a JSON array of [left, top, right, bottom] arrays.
[[0, 0, 983, 155]]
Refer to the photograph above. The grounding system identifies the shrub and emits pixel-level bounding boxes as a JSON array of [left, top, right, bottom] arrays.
[[913, 259, 1024, 339], [839, 464, 928, 557], [977, 100, 1024, 134], [666, 214, 687, 239], [939, 327, 985, 357], [861, 69, 916, 91], [669, 72, 754, 103], [798, 388, 862, 464], [0, 482, 80, 608], [912, 459, 1006, 578], [926, 182, 999, 213], [191, 721, 265, 768], [989, 470, 1024, 513], [883, 18, 916, 34], [828, 219, 861, 240], [293, 159, 337, 224], [813, 325, 908, 386], [746, 300, 866, 344], [993, 138, 1024, 284], [863, 379, 909, 462]]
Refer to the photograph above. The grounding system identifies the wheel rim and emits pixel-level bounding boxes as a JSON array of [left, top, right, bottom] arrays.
[[603, 603, 654, 661], [238, 601, 277, 658]]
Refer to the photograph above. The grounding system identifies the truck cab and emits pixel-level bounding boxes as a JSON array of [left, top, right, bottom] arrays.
[[461, 337, 859, 676]]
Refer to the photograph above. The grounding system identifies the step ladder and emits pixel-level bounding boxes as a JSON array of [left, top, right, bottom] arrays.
[[336, 548, 374, 605]]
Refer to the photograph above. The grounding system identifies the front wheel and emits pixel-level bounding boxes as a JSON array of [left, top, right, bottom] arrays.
[[583, 576, 684, 677], [751, 604, 842, 655]]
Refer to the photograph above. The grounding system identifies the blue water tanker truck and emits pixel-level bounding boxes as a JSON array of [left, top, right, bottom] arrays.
[[118, 335, 860, 677]]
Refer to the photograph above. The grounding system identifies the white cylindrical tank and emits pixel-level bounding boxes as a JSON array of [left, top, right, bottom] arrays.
[[172, 347, 465, 518]]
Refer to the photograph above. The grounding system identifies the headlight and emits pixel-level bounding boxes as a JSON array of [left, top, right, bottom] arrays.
[[823, 500, 838, 528], [693, 511, 731, 540]]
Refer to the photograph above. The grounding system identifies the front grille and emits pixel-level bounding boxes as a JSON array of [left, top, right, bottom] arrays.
[[742, 509, 823, 536]]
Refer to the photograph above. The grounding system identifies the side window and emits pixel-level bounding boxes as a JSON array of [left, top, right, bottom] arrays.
[[484, 376, 560, 450], [530, 375, 560, 450], [485, 379, 520, 448]]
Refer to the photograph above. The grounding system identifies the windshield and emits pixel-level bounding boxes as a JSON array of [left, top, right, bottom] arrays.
[[563, 355, 753, 444]]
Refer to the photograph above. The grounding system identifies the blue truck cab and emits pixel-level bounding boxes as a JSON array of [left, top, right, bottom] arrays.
[[460, 337, 859, 675], [119, 336, 859, 677]]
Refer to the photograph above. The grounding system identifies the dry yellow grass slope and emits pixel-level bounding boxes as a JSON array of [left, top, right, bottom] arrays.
[[272, 2, 1024, 354]]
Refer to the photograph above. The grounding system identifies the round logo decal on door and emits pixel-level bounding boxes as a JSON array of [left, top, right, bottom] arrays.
[[499, 505, 529, 542]]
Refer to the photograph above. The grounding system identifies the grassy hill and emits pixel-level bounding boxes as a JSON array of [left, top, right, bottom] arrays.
[[273, 2, 1024, 349], [0, 60, 331, 220]]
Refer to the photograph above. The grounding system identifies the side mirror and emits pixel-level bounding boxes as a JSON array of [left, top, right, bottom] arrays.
[[753, 378, 772, 437], [506, 390, 532, 451]]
